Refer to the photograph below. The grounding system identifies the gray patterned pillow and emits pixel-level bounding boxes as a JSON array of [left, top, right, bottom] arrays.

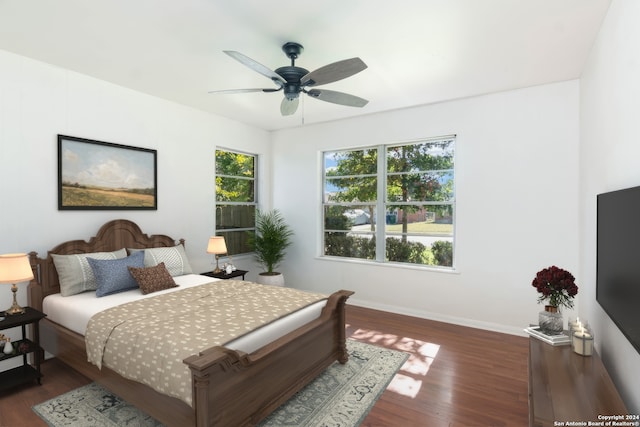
[[88, 251, 145, 297], [52, 249, 127, 296], [130, 245, 193, 277]]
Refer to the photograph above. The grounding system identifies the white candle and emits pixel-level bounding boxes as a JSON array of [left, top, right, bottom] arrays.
[[573, 328, 594, 356], [571, 319, 588, 334], [571, 319, 582, 331]]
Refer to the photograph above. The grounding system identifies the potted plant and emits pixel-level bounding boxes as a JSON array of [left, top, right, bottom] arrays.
[[248, 209, 294, 286]]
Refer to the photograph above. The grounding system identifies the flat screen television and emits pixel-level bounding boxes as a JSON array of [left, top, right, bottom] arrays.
[[597, 185, 640, 354]]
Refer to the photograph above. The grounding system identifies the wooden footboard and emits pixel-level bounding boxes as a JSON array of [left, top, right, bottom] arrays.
[[185, 290, 352, 427], [25, 216, 353, 427]]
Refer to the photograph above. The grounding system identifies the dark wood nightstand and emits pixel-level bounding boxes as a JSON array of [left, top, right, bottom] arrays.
[[201, 269, 248, 280], [0, 306, 46, 392]]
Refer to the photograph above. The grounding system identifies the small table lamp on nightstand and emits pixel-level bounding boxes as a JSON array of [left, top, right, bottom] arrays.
[[207, 236, 227, 274], [0, 253, 34, 316]]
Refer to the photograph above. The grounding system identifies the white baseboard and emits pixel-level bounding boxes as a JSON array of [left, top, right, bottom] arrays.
[[348, 297, 526, 337]]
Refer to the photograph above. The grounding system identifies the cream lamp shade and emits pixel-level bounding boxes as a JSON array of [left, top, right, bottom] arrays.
[[207, 236, 227, 273], [0, 253, 34, 315], [207, 236, 228, 255]]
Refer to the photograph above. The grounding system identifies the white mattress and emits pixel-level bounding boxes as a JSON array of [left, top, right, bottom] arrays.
[[43, 274, 326, 354]]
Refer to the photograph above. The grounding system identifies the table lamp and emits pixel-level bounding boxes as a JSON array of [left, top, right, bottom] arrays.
[[207, 236, 227, 274], [0, 253, 34, 315]]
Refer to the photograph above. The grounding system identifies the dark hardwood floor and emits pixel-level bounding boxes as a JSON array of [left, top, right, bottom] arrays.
[[0, 305, 529, 427], [347, 306, 529, 427]]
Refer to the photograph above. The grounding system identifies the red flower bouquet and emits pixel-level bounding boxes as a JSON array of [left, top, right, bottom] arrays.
[[532, 265, 578, 310]]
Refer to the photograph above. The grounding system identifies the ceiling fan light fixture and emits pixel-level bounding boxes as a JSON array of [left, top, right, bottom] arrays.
[[280, 97, 299, 116], [283, 83, 300, 100]]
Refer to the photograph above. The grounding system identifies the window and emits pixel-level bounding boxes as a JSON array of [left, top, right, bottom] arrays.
[[215, 149, 257, 255], [323, 136, 455, 268]]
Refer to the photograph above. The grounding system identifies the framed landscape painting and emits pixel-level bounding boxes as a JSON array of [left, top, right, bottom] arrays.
[[58, 135, 157, 210]]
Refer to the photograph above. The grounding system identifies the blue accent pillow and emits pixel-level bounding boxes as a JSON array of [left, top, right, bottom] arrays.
[[87, 251, 145, 297]]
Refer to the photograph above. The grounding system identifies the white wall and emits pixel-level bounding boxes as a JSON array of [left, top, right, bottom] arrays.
[[580, 0, 640, 413], [271, 80, 581, 335], [0, 49, 269, 325]]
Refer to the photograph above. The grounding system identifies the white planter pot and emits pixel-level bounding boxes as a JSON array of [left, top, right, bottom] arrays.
[[256, 273, 285, 287]]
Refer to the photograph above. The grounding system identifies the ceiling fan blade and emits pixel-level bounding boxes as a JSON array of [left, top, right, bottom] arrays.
[[306, 89, 368, 108], [208, 88, 280, 94], [224, 50, 286, 85], [301, 58, 367, 87], [280, 97, 299, 116]]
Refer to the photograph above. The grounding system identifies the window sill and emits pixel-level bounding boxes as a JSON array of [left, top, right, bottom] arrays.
[[315, 255, 459, 274]]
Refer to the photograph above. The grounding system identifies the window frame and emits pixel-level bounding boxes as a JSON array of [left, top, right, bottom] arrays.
[[322, 135, 456, 269], [215, 148, 258, 256]]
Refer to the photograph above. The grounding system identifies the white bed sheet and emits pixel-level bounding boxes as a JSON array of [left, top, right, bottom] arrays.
[[43, 274, 326, 354]]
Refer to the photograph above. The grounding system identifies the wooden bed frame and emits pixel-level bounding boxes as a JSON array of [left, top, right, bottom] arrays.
[[27, 219, 353, 427]]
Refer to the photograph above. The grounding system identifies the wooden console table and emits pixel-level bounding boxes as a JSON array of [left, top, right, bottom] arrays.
[[528, 338, 629, 427]]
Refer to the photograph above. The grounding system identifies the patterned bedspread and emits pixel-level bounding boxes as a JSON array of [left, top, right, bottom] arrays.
[[85, 280, 327, 406]]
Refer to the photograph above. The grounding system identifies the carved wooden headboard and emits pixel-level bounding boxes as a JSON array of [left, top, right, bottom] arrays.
[[27, 219, 184, 311]]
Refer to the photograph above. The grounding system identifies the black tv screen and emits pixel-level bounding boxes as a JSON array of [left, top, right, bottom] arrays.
[[597, 185, 640, 354]]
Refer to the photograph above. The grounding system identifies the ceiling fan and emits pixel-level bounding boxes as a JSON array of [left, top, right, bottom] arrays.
[[209, 42, 368, 116]]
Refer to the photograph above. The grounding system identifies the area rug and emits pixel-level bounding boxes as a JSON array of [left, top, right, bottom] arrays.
[[33, 340, 408, 427]]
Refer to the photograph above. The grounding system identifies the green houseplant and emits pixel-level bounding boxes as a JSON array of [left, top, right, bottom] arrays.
[[248, 209, 294, 286]]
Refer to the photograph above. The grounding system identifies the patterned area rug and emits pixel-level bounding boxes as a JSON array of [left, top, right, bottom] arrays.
[[33, 340, 408, 427]]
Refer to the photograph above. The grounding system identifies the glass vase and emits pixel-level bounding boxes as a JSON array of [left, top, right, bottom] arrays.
[[538, 305, 563, 335]]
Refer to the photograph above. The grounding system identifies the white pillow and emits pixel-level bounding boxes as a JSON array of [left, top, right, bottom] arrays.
[[130, 245, 193, 277], [52, 249, 127, 296]]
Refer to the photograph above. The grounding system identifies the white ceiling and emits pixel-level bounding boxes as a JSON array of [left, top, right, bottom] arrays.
[[0, 0, 611, 131]]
